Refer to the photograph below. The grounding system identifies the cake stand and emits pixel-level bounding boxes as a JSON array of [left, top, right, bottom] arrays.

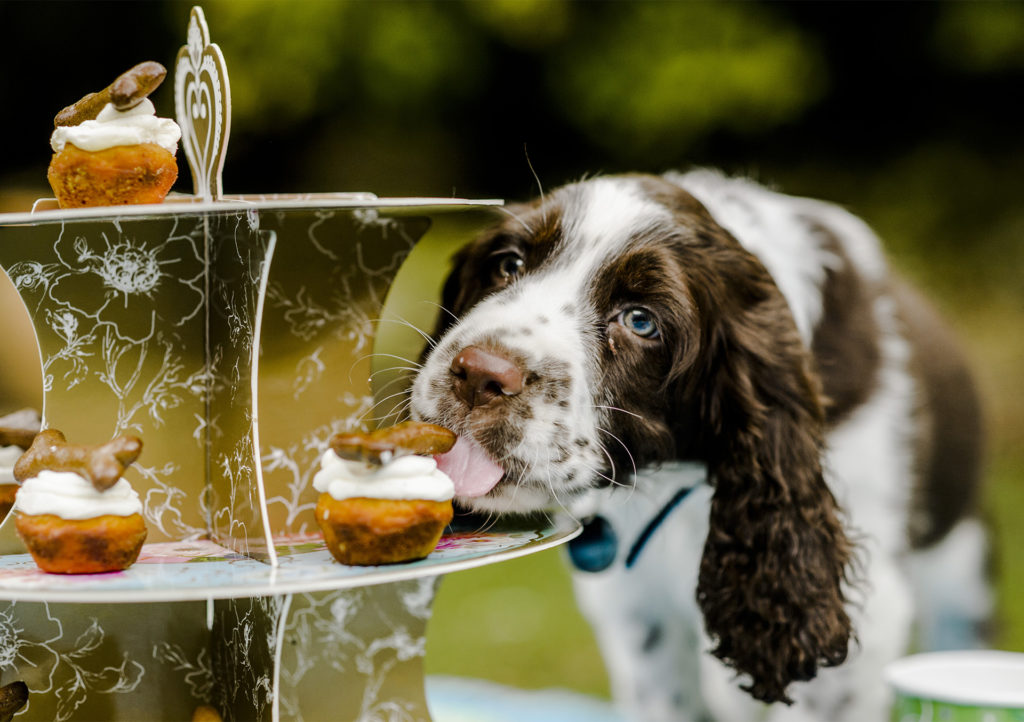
[[0, 522, 578, 722], [0, 196, 582, 721]]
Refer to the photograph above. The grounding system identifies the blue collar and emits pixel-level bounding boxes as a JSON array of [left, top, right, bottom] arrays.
[[568, 483, 698, 573]]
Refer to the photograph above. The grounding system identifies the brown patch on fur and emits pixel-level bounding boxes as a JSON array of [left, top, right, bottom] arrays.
[[588, 243, 694, 472], [434, 202, 564, 338], [891, 280, 984, 548], [805, 219, 881, 427], [679, 227, 853, 704]]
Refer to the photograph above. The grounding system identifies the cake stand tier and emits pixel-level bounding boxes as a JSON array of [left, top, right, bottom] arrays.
[[7, 192, 501, 224], [0, 194, 503, 558], [0, 195, 566, 721], [0, 516, 579, 603], [0, 517, 579, 721]]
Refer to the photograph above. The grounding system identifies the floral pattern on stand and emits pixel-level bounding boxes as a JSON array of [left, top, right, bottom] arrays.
[[1, 216, 210, 541], [258, 209, 430, 537], [0, 205, 431, 552]]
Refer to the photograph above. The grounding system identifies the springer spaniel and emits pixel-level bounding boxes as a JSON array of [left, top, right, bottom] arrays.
[[410, 170, 990, 721]]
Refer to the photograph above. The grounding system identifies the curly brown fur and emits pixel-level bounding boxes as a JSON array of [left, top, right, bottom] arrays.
[[681, 224, 854, 703]]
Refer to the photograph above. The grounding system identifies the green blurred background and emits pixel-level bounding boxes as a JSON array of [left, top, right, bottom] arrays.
[[1, 0, 1022, 700]]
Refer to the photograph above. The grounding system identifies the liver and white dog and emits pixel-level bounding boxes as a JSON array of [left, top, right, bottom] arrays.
[[410, 170, 989, 721]]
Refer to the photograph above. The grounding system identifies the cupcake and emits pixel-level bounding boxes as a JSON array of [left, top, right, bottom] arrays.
[[0, 409, 40, 522], [13, 430, 147, 574], [47, 61, 181, 209], [313, 421, 456, 566]]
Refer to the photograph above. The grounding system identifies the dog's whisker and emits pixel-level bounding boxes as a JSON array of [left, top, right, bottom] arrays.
[[363, 396, 412, 425], [578, 459, 623, 491], [508, 450, 532, 508], [348, 351, 422, 388], [504, 445, 538, 509], [368, 365, 419, 382], [366, 376, 413, 404], [496, 205, 535, 236], [592, 404, 644, 421], [479, 511, 500, 534], [524, 143, 547, 228], [362, 391, 413, 425], [543, 448, 579, 522], [598, 427, 638, 480], [359, 406, 412, 427], [366, 387, 412, 413], [375, 315, 437, 349], [593, 437, 617, 486], [355, 352, 423, 370], [421, 299, 460, 324], [462, 507, 492, 535]]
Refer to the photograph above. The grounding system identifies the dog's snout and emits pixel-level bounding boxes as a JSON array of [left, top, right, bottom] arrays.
[[450, 346, 524, 408]]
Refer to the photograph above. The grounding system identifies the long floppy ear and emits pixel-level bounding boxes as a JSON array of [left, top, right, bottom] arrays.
[[433, 243, 477, 340], [689, 243, 854, 704]]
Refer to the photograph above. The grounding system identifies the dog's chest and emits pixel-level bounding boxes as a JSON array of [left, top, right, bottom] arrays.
[[569, 463, 711, 622]]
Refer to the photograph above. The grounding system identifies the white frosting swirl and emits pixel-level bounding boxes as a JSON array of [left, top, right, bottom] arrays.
[[16, 470, 143, 519], [313, 449, 454, 502], [0, 445, 21, 484], [50, 99, 181, 154]]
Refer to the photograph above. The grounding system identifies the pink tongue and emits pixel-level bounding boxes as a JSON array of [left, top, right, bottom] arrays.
[[435, 435, 505, 498]]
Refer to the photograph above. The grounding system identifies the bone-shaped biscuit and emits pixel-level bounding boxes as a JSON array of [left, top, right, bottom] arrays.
[[330, 421, 456, 465], [14, 429, 143, 491], [0, 408, 40, 450], [0, 427, 37, 450], [54, 61, 167, 127]]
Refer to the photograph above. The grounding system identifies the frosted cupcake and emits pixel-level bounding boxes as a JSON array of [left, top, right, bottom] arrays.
[[314, 422, 456, 566], [14, 430, 146, 574], [47, 62, 181, 208]]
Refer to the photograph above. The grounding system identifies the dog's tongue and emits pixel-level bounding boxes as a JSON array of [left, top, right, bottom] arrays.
[[435, 435, 505, 498]]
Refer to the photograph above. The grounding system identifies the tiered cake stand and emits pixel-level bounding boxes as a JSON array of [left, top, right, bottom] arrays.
[[1, 9, 582, 719], [0, 195, 581, 721]]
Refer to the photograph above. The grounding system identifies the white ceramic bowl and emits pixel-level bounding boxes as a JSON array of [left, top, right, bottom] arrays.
[[886, 650, 1024, 721]]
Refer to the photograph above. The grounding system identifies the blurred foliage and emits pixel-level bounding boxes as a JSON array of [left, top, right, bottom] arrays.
[[4, 1, 1023, 210], [932, 1, 1024, 72], [195, 0, 486, 127], [547, 2, 826, 160], [191, 1, 353, 128], [464, 0, 571, 50]]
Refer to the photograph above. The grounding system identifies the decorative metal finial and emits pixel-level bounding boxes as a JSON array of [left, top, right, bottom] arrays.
[[174, 6, 231, 200]]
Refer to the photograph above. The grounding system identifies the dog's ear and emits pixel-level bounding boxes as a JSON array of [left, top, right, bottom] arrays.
[[434, 243, 477, 340], [685, 242, 855, 705], [432, 203, 540, 341]]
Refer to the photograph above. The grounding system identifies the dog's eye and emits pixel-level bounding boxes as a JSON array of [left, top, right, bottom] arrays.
[[619, 307, 660, 338], [493, 253, 525, 281]]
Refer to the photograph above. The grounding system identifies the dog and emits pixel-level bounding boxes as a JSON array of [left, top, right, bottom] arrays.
[[410, 170, 990, 721]]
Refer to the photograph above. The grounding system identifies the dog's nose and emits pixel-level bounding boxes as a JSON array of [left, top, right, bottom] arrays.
[[450, 346, 524, 408]]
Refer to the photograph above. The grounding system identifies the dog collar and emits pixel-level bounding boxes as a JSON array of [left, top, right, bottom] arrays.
[[568, 483, 699, 573]]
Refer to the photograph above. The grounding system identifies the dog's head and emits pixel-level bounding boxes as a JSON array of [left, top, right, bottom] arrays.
[[411, 173, 853, 703]]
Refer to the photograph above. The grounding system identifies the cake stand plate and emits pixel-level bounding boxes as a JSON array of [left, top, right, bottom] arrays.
[[0, 517, 579, 721], [0, 516, 579, 603]]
